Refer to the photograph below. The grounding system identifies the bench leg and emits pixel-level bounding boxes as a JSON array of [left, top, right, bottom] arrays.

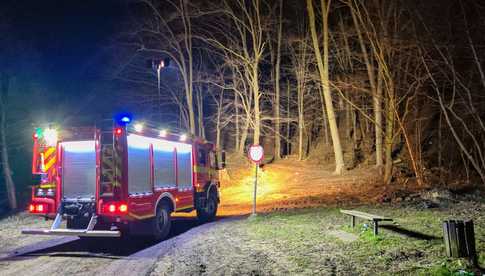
[[373, 220, 379, 235], [351, 216, 355, 228]]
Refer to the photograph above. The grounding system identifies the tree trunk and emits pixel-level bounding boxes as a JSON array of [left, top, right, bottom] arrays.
[[215, 90, 224, 149], [286, 79, 291, 155], [0, 73, 16, 209], [375, 64, 384, 168], [216, 111, 221, 149], [273, 0, 283, 160], [239, 117, 250, 155], [182, 0, 196, 135], [318, 85, 329, 144], [307, 0, 345, 174], [185, 74, 196, 135], [235, 92, 240, 151], [298, 85, 305, 160], [252, 64, 261, 145], [196, 88, 205, 138], [383, 83, 395, 185], [349, 4, 382, 168]]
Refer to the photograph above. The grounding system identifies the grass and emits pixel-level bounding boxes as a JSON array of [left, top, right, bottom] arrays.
[[242, 204, 484, 275]]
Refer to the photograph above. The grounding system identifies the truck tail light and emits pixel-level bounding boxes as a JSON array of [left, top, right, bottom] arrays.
[[119, 204, 128, 213], [29, 203, 48, 214], [108, 204, 116, 213], [103, 202, 128, 215]]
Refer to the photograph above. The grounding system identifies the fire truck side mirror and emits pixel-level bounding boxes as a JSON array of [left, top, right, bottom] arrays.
[[218, 151, 226, 170]]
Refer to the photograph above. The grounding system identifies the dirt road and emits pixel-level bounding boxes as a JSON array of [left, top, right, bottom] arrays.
[[0, 215, 222, 275], [0, 214, 296, 276]]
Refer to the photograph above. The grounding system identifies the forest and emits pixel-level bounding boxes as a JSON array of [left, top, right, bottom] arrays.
[[114, 0, 485, 188], [0, 0, 485, 211], [1, 0, 485, 211]]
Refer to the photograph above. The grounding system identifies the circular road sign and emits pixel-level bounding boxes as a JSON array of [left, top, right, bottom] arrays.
[[248, 144, 264, 163]]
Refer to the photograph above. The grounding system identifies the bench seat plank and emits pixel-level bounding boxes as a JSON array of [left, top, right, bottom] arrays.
[[341, 209, 393, 236], [340, 209, 393, 221]]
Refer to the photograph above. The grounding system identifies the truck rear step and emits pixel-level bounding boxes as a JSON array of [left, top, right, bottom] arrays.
[[21, 229, 120, 237], [21, 212, 121, 238]]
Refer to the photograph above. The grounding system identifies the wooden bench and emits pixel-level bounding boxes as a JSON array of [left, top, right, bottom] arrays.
[[340, 209, 393, 235]]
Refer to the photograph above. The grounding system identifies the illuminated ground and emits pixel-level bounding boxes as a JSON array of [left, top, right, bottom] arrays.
[[1, 158, 482, 275], [217, 157, 384, 216]]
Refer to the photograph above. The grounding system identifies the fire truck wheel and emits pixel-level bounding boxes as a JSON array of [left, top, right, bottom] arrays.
[[197, 194, 218, 222], [152, 203, 171, 241]]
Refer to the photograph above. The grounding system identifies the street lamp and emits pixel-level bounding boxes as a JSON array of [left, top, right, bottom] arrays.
[[147, 58, 171, 122]]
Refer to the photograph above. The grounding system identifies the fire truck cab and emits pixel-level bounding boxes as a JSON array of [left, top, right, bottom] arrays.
[[22, 119, 224, 240]]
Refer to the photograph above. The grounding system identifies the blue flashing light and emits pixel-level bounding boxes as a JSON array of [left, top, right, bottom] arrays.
[[121, 116, 131, 123], [115, 113, 133, 125]]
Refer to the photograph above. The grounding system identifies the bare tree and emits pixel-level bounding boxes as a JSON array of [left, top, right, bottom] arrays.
[[204, 0, 266, 147], [0, 73, 17, 209], [288, 30, 311, 161], [271, 0, 284, 159], [347, 0, 383, 169], [135, 0, 198, 134], [307, 0, 345, 174]]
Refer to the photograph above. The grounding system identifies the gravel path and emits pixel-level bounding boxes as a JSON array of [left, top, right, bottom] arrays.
[[0, 215, 273, 276], [0, 215, 292, 276]]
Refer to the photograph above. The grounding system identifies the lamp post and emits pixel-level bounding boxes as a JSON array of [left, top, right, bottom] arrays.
[[248, 144, 264, 216], [148, 58, 170, 122]]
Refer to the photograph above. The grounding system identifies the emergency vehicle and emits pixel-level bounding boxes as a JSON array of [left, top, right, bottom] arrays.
[[22, 117, 224, 240]]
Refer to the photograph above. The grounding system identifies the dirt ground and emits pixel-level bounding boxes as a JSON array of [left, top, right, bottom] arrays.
[[0, 159, 483, 275], [219, 157, 389, 215]]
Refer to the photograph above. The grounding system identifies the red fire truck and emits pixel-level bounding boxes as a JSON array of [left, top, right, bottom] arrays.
[[22, 118, 224, 240]]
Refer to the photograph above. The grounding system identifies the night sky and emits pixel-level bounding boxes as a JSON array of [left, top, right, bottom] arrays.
[[6, 0, 127, 74], [0, 1, 131, 202], [2, 0, 129, 116]]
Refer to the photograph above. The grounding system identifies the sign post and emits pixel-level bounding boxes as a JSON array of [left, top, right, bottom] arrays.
[[248, 145, 264, 216]]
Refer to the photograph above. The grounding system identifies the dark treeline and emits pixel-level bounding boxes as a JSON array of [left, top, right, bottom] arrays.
[[117, 0, 485, 187]]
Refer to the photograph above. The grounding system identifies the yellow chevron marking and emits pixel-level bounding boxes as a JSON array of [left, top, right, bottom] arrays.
[[40, 153, 45, 172], [44, 156, 57, 171], [176, 204, 194, 211], [129, 212, 155, 220], [44, 147, 56, 159]]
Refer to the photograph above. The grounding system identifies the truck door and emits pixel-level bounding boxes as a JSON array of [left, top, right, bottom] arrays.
[[194, 144, 212, 193], [174, 143, 194, 210], [126, 135, 154, 218]]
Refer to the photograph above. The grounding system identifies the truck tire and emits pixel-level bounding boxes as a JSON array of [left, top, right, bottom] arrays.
[[152, 203, 171, 241], [197, 193, 218, 223]]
